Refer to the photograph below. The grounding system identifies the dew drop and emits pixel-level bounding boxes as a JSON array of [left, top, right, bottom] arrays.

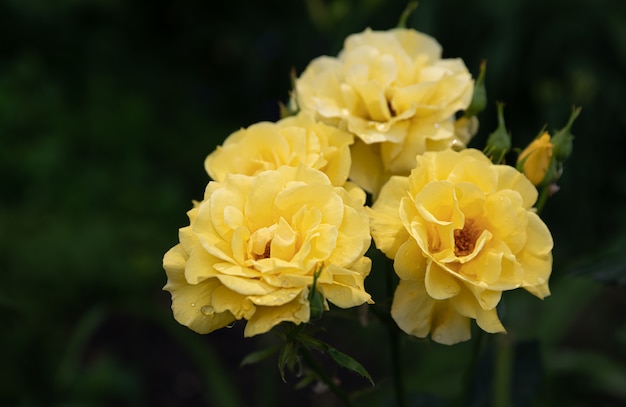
[[191, 302, 196, 307], [201, 305, 215, 316], [226, 321, 236, 329]]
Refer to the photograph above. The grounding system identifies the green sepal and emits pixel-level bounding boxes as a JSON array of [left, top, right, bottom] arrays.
[[483, 101, 511, 164], [277, 340, 298, 383], [308, 266, 324, 320], [551, 106, 581, 162]]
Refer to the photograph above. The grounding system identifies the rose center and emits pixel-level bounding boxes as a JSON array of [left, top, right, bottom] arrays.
[[454, 220, 480, 257], [250, 227, 274, 260], [262, 241, 271, 259], [387, 100, 397, 117]]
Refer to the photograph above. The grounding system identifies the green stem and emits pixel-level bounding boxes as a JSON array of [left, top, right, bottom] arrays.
[[385, 260, 407, 407], [463, 329, 486, 402], [300, 346, 356, 407], [492, 336, 513, 407]]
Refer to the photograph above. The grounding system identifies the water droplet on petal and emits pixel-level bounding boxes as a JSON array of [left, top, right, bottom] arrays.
[[201, 306, 215, 316], [226, 321, 236, 329], [191, 303, 196, 307]]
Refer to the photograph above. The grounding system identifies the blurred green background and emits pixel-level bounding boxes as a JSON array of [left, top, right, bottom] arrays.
[[1, 0, 625, 406]]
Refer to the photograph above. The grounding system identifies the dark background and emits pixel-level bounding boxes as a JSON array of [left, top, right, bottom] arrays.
[[1, 0, 625, 406]]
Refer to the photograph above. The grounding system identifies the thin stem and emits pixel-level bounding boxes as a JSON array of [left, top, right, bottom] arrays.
[[492, 336, 513, 407], [385, 260, 407, 407], [462, 329, 486, 403]]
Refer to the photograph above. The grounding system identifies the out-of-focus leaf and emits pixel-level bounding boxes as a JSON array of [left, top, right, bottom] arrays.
[[565, 237, 626, 285], [547, 350, 626, 401], [240, 345, 281, 367]]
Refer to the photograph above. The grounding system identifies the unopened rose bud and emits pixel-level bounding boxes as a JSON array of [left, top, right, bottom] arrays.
[[517, 132, 554, 186]]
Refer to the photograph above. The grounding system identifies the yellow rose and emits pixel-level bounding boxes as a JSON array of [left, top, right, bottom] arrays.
[[205, 111, 354, 186], [517, 132, 554, 186], [368, 149, 553, 345], [163, 165, 372, 337], [295, 27, 475, 193]]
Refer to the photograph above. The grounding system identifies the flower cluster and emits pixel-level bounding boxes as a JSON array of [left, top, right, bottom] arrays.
[[164, 25, 569, 345]]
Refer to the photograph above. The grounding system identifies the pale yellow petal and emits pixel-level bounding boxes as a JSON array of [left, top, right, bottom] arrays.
[[184, 244, 220, 284], [244, 291, 310, 337], [430, 302, 471, 345], [424, 261, 461, 300], [210, 285, 255, 320], [216, 274, 275, 296], [163, 251, 235, 334], [393, 239, 427, 281], [391, 279, 436, 339], [248, 288, 304, 306], [368, 175, 411, 258], [496, 165, 538, 209]]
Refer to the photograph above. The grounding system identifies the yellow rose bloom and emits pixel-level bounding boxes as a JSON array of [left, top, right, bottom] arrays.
[[295, 27, 475, 193], [205, 111, 354, 186], [163, 165, 373, 337], [517, 132, 554, 186], [368, 149, 553, 345]]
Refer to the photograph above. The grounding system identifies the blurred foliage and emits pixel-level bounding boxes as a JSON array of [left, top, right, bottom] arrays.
[[1, 0, 625, 406]]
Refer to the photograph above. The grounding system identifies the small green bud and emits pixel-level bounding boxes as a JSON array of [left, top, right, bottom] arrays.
[[551, 106, 581, 162], [464, 60, 487, 118], [483, 101, 511, 164]]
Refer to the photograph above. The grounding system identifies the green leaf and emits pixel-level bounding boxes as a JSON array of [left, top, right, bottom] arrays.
[[297, 334, 374, 386], [326, 345, 374, 387], [240, 345, 281, 367]]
